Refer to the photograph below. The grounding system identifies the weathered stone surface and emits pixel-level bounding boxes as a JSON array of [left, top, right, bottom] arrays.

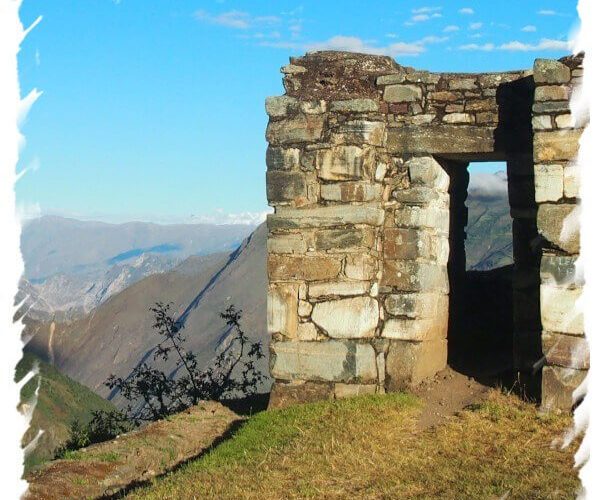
[[266, 146, 301, 171], [540, 254, 581, 286], [268, 254, 342, 281], [555, 113, 574, 129], [464, 99, 497, 112], [448, 78, 477, 90], [330, 99, 379, 113], [537, 204, 579, 254], [308, 281, 370, 298], [333, 120, 386, 146], [409, 114, 436, 125], [298, 300, 313, 317], [442, 113, 474, 124], [387, 125, 495, 155], [563, 164, 579, 199], [265, 96, 299, 117], [392, 187, 448, 206], [334, 383, 377, 399], [297, 321, 319, 340], [406, 71, 440, 84], [394, 205, 449, 233], [383, 84, 422, 103], [384, 293, 448, 319], [542, 332, 589, 369], [268, 283, 298, 338], [534, 85, 570, 101], [534, 130, 581, 162], [344, 254, 378, 280], [534, 164, 563, 202], [316, 145, 374, 181], [534, 59, 571, 84], [269, 381, 332, 409], [266, 171, 308, 203], [383, 228, 448, 262], [268, 206, 384, 230], [541, 365, 586, 411], [406, 156, 450, 191], [300, 100, 326, 114], [311, 297, 379, 338], [382, 260, 448, 292], [386, 340, 447, 389], [266, 114, 325, 145], [532, 101, 570, 114], [377, 73, 406, 85], [267, 232, 308, 254], [271, 341, 377, 382], [381, 317, 447, 341], [314, 227, 376, 251], [541, 283, 583, 335], [320, 182, 383, 202], [281, 64, 308, 75], [430, 91, 460, 102], [532, 115, 552, 130]]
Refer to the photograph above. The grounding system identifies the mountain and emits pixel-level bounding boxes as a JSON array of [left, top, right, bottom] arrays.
[[18, 216, 257, 320], [25, 223, 269, 408], [16, 352, 117, 472]]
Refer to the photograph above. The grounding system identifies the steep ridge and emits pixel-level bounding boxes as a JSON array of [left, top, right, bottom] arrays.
[[25, 223, 269, 407]]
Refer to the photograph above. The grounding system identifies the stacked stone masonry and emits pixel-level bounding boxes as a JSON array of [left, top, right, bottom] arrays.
[[265, 51, 586, 411]]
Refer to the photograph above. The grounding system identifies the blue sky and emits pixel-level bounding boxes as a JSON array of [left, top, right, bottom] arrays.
[[17, 0, 578, 224]]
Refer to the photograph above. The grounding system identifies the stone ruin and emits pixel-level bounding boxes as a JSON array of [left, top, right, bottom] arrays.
[[264, 51, 586, 411]]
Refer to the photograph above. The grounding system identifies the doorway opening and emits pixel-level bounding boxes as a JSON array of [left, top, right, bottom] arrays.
[[446, 160, 514, 386]]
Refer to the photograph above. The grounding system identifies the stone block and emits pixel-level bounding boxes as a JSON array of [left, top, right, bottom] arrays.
[[314, 227, 376, 252], [268, 283, 298, 338], [540, 283, 583, 335], [541, 365, 586, 411], [265, 96, 299, 118], [330, 99, 379, 113], [268, 381, 332, 409], [311, 296, 379, 338], [268, 254, 342, 282], [377, 73, 406, 85], [381, 317, 447, 341], [406, 156, 450, 191], [532, 101, 570, 114], [475, 112, 496, 124], [271, 341, 377, 382], [300, 100, 326, 114], [534, 164, 563, 203], [298, 300, 313, 317], [383, 228, 448, 262], [445, 104, 464, 113], [267, 206, 385, 230], [334, 383, 378, 399], [464, 99, 497, 112], [266, 114, 325, 145], [266, 147, 301, 171], [542, 332, 589, 369], [537, 203, 579, 254], [394, 205, 449, 234], [405, 71, 440, 84], [563, 164, 580, 199], [308, 281, 370, 299], [442, 113, 475, 124], [266, 171, 308, 204], [533, 59, 571, 84], [316, 145, 375, 181], [297, 321, 318, 340], [555, 114, 574, 129], [267, 232, 308, 254], [392, 187, 448, 206], [540, 254, 581, 287], [409, 114, 436, 125], [387, 125, 495, 155], [534, 85, 570, 102], [429, 91, 461, 102], [333, 120, 386, 146], [320, 182, 383, 202], [384, 293, 448, 319], [532, 115, 552, 131], [344, 254, 378, 280], [386, 339, 447, 389], [383, 84, 422, 103], [534, 130, 581, 162], [382, 260, 448, 293], [448, 78, 477, 90]]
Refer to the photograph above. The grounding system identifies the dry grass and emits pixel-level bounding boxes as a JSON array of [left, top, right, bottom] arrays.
[[126, 390, 580, 499]]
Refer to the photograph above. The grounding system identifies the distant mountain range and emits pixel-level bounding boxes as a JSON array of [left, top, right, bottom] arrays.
[[17, 216, 256, 320]]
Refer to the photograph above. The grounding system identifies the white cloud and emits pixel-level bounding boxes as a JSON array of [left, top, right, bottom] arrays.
[[190, 209, 271, 226], [521, 25, 537, 32], [459, 43, 495, 51], [459, 7, 474, 15], [443, 25, 460, 32], [194, 10, 280, 29], [499, 38, 572, 51], [305, 36, 426, 57], [412, 6, 442, 14], [418, 35, 449, 44], [411, 14, 431, 22], [469, 22, 483, 30], [538, 9, 557, 16], [34, 49, 40, 66], [468, 172, 508, 199], [470, 33, 483, 39]]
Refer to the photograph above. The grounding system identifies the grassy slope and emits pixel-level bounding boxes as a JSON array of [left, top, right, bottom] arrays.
[[127, 391, 579, 499], [16, 352, 116, 472]]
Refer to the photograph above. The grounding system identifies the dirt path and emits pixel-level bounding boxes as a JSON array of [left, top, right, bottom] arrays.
[[25, 401, 242, 500], [413, 367, 491, 430]]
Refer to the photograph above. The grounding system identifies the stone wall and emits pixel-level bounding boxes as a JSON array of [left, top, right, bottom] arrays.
[[265, 51, 586, 410], [532, 55, 588, 411]]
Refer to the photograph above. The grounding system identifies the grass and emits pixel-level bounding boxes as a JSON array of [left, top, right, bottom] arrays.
[[126, 390, 580, 500], [16, 352, 117, 472]]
